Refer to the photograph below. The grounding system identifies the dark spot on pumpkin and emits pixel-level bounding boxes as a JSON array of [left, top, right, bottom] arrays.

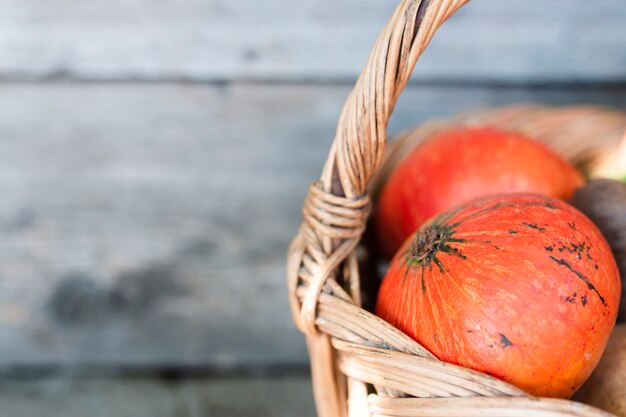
[[544, 201, 558, 210], [581, 295, 588, 306], [549, 256, 607, 307], [545, 245, 553, 252], [557, 242, 593, 261], [568, 221, 577, 230], [432, 256, 446, 273], [522, 222, 547, 232], [494, 245, 502, 250], [433, 335, 437, 344], [594, 264, 599, 270], [481, 240, 492, 244], [499, 333, 513, 348], [466, 329, 474, 333], [508, 230, 519, 235], [565, 292, 577, 303]]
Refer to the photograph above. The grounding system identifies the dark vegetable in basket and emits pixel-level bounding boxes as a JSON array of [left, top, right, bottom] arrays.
[[376, 127, 583, 257], [376, 193, 620, 398], [570, 179, 626, 322]]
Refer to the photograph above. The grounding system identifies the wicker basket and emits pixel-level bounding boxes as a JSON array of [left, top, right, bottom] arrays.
[[286, 1, 626, 416]]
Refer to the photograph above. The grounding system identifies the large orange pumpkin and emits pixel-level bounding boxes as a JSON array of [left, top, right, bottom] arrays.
[[376, 127, 584, 257], [376, 193, 621, 398]]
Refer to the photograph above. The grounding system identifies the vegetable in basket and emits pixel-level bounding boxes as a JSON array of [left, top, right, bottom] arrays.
[[376, 127, 583, 257], [376, 193, 620, 398]]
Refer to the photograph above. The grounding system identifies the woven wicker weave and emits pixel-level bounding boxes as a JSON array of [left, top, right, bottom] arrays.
[[286, 1, 626, 416]]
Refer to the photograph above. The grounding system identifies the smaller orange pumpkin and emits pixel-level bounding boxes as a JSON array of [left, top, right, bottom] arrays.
[[376, 127, 584, 257], [376, 193, 621, 398]]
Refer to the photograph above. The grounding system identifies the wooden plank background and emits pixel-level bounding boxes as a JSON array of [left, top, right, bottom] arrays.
[[2, 0, 626, 83], [0, 375, 315, 417], [0, 0, 625, 372]]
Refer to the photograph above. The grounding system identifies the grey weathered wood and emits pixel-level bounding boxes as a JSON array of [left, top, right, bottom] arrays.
[[0, 83, 624, 369], [0, 375, 315, 417], [2, 0, 626, 83]]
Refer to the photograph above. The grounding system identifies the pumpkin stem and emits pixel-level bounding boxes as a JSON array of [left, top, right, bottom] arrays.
[[407, 223, 466, 273]]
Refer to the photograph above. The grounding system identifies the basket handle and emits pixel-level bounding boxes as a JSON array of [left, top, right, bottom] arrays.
[[320, 0, 469, 199], [290, 0, 470, 335], [288, 1, 469, 416]]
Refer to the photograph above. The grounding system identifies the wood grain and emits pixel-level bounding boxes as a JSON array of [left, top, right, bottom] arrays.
[[0, 82, 624, 369], [0, 375, 315, 417], [1, 0, 625, 83]]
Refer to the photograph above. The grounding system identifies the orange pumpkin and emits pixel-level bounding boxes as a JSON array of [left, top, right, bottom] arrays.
[[376, 193, 621, 398], [376, 127, 584, 257]]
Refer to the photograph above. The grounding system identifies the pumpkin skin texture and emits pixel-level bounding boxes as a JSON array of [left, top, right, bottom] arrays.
[[375, 193, 620, 398], [376, 127, 584, 257]]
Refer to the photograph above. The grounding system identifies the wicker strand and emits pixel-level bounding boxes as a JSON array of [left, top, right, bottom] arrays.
[[319, 0, 469, 200], [367, 396, 617, 417], [289, 181, 371, 335]]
